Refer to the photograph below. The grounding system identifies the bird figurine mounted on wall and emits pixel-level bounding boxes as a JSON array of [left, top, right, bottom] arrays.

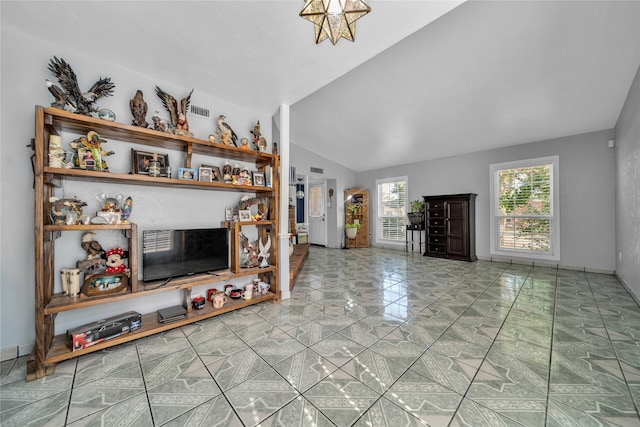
[[129, 90, 148, 128], [46, 56, 115, 116], [217, 115, 238, 146], [154, 86, 193, 136]]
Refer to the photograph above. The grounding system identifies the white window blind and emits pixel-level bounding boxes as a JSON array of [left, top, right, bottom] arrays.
[[376, 177, 407, 243], [490, 156, 559, 261]]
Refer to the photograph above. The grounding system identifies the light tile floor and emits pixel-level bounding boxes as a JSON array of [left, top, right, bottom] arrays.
[[2, 247, 640, 426]]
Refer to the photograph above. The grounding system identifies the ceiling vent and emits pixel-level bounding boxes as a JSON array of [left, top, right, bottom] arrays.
[[310, 167, 324, 174]]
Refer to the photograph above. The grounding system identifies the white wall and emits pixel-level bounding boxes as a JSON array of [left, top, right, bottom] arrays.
[[615, 65, 640, 299], [0, 27, 275, 354], [357, 129, 617, 272], [290, 144, 358, 248]]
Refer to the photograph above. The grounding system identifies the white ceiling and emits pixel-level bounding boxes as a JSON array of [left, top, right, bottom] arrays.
[[3, 1, 639, 172]]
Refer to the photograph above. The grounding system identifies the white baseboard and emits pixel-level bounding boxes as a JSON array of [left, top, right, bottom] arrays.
[[19, 343, 34, 358], [0, 346, 18, 362]]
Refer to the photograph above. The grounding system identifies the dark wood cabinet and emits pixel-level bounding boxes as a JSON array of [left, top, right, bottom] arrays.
[[423, 194, 477, 261]]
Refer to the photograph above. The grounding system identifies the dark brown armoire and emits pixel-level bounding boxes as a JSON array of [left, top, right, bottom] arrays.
[[423, 194, 477, 262]]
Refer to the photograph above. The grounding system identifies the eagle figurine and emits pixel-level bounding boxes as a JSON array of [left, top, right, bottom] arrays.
[[258, 235, 271, 268], [129, 90, 148, 128], [154, 86, 193, 136], [47, 56, 115, 116], [217, 115, 238, 146], [81, 232, 104, 259]]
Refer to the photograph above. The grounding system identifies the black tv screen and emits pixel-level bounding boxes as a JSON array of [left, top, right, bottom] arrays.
[[143, 228, 229, 282]]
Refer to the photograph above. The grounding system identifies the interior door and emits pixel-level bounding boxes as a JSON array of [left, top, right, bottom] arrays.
[[308, 181, 326, 246]]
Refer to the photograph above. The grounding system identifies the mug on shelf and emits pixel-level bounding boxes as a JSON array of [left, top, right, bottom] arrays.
[[213, 292, 227, 309], [191, 294, 206, 310], [241, 290, 253, 300], [259, 282, 270, 295]]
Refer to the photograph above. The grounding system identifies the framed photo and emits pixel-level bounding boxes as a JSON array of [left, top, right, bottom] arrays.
[[82, 273, 128, 296], [131, 149, 169, 177], [198, 167, 212, 182], [225, 206, 233, 221], [178, 167, 197, 181], [238, 209, 251, 221], [201, 164, 222, 182], [252, 172, 265, 187]]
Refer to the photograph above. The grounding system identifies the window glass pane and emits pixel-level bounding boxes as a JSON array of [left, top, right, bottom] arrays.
[[492, 157, 557, 259], [309, 186, 323, 217], [376, 177, 407, 242]]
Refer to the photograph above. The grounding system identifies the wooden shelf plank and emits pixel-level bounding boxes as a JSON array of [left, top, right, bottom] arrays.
[[44, 266, 277, 314], [44, 292, 277, 364], [43, 106, 276, 165], [44, 167, 274, 193]]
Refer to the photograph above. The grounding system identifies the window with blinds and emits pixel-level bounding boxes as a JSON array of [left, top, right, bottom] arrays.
[[376, 177, 407, 243], [490, 156, 559, 260]]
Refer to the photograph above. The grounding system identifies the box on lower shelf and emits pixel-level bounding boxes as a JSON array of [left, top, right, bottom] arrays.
[[67, 311, 142, 352]]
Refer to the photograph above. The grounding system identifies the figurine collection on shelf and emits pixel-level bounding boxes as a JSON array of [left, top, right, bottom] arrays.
[[45, 57, 273, 186]]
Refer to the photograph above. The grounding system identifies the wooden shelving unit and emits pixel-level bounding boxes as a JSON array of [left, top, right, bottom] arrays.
[[29, 106, 280, 380], [345, 188, 369, 248]]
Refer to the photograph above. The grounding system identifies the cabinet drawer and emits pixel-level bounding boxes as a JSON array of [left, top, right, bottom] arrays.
[[428, 200, 445, 210], [428, 227, 444, 236], [428, 235, 445, 245], [428, 244, 446, 253], [428, 218, 444, 227], [428, 209, 445, 218]]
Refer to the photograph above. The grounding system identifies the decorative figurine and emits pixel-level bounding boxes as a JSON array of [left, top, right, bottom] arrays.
[[48, 135, 66, 168], [49, 196, 87, 225], [155, 86, 193, 136], [231, 162, 241, 184], [239, 233, 260, 268], [97, 193, 124, 212], [250, 121, 261, 150], [257, 136, 267, 153], [223, 160, 233, 183], [104, 248, 127, 273], [46, 56, 115, 116], [239, 165, 251, 185], [121, 196, 133, 222], [97, 109, 116, 121], [69, 131, 114, 171], [258, 235, 271, 268], [130, 90, 149, 128], [81, 232, 104, 260], [151, 110, 168, 132], [239, 137, 251, 150], [216, 115, 238, 146]]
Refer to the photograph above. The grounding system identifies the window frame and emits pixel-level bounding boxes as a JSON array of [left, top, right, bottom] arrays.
[[490, 155, 560, 261], [375, 176, 408, 245]]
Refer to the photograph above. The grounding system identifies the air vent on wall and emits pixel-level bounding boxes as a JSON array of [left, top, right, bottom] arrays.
[[190, 105, 210, 118], [310, 167, 324, 174]]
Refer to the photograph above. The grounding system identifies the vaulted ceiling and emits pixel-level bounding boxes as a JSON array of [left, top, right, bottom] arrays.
[[3, 1, 639, 172]]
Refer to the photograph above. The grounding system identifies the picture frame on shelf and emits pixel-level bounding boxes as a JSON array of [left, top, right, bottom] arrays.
[[81, 272, 128, 296], [131, 149, 169, 177], [202, 164, 222, 182], [178, 167, 197, 181], [252, 172, 265, 187], [198, 167, 212, 182], [238, 209, 251, 221]]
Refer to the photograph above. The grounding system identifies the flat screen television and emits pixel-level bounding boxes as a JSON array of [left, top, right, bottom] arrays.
[[142, 228, 229, 282]]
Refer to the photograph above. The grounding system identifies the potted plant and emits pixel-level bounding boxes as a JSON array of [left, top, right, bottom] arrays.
[[345, 203, 362, 239], [407, 199, 425, 226]]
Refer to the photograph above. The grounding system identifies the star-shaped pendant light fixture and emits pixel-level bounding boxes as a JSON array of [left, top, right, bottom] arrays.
[[300, 0, 371, 45]]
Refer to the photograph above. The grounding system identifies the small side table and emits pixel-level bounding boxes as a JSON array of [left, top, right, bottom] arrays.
[[405, 223, 425, 253]]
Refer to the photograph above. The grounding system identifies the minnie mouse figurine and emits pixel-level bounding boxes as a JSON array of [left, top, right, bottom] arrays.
[[105, 247, 128, 273]]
